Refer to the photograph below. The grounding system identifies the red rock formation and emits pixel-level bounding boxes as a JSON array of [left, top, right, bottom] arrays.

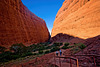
[[75, 35, 100, 66], [0, 0, 50, 47], [50, 33, 85, 43], [52, 0, 100, 39]]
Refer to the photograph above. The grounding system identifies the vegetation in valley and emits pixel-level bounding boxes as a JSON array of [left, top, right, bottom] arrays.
[[61, 43, 74, 49], [61, 42, 86, 54], [0, 41, 87, 66], [0, 42, 63, 65], [70, 43, 86, 54]]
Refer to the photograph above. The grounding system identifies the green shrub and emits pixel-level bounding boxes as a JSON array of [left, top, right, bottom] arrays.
[[45, 46, 51, 49], [53, 43, 60, 46], [64, 43, 69, 46], [21, 52, 33, 57], [44, 42, 51, 45], [74, 43, 84, 47], [74, 43, 80, 46], [11, 55, 20, 60], [0, 51, 13, 62], [74, 47, 80, 51], [10, 43, 27, 55], [59, 43, 63, 46], [67, 45, 74, 48], [0, 51, 33, 63], [79, 44, 86, 50], [50, 49, 55, 52], [61, 46, 68, 49], [33, 53, 37, 55], [39, 46, 45, 50], [45, 50, 50, 54], [26, 52, 33, 56], [39, 50, 43, 54], [52, 42, 63, 47], [27, 45, 36, 52], [50, 47, 60, 52], [71, 47, 80, 54], [61, 43, 71, 49]]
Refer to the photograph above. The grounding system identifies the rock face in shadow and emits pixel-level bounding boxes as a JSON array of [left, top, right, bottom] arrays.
[[75, 35, 100, 66], [50, 33, 85, 43], [0, 0, 50, 47], [52, 0, 100, 39], [51, 33, 100, 66]]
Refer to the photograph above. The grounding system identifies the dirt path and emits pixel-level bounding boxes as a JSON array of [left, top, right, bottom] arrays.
[[48, 49, 79, 67], [48, 55, 77, 67]]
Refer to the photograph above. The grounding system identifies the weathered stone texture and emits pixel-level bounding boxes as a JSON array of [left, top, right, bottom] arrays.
[[0, 0, 50, 47], [52, 0, 100, 39]]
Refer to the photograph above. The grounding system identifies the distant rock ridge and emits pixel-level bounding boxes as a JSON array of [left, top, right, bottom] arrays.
[[0, 0, 50, 47], [52, 0, 100, 39], [50, 33, 85, 43]]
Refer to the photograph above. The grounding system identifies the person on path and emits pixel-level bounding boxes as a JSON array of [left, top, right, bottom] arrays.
[[56, 51, 58, 56], [59, 49, 62, 56]]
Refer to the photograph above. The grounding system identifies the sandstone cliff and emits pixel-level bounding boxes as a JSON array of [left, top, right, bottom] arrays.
[[0, 0, 50, 47], [52, 0, 100, 39]]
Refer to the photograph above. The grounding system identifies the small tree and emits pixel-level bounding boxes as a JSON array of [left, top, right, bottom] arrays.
[[50, 47, 60, 52], [39, 46, 45, 50], [45, 50, 50, 54], [79, 44, 86, 54], [64, 43, 69, 46], [79, 44, 86, 50], [39, 50, 43, 54], [10, 43, 27, 55]]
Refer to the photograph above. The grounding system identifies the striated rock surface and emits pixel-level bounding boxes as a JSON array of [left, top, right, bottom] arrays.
[[52, 0, 100, 39], [0, 0, 50, 47], [75, 35, 100, 66]]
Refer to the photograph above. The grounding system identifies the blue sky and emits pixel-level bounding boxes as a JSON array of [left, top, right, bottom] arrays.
[[21, 0, 65, 34]]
